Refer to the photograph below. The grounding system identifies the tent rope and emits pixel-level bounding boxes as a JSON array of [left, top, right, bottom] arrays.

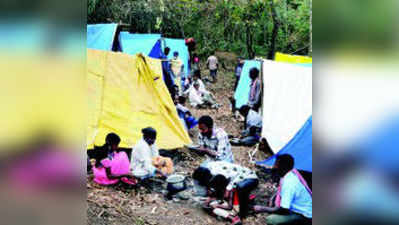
[[289, 44, 310, 55]]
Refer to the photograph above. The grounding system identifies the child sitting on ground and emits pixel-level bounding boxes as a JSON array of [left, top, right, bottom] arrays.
[[90, 133, 137, 186], [176, 96, 198, 130]]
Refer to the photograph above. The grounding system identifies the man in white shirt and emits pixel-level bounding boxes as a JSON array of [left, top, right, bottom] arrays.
[[189, 82, 219, 109], [207, 53, 219, 83], [253, 154, 312, 225], [130, 127, 165, 179]]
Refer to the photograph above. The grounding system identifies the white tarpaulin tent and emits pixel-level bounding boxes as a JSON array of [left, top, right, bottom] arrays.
[[261, 60, 312, 153]]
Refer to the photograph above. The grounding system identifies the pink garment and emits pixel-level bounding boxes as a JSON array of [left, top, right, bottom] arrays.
[[101, 151, 130, 176], [98, 151, 136, 185], [275, 169, 312, 207], [92, 166, 119, 186], [8, 149, 78, 191], [250, 78, 259, 99]]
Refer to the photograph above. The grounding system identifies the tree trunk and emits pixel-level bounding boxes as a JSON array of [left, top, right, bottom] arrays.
[[268, 0, 280, 60], [246, 26, 255, 59]]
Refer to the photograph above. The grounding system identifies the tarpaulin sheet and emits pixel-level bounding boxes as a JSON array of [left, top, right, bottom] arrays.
[[234, 60, 262, 109], [119, 32, 161, 56], [358, 114, 399, 174], [261, 60, 312, 153], [87, 49, 191, 149], [87, 24, 117, 51], [164, 38, 190, 78], [257, 117, 312, 172], [275, 52, 312, 64]]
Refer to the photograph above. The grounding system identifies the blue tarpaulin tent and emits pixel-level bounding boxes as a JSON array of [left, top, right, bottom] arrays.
[[87, 24, 118, 51], [164, 38, 190, 78], [257, 116, 312, 172], [119, 32, 162, 57], [358, 115, 399, 174], [234, 60, 262, 109]]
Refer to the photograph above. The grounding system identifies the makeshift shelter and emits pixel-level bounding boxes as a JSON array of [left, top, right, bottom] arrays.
[[87, 49, 191, 150], [258, 117, 312, 172], [233, 60, 262, 109], [275, 52, 312, 64], [87, 24, 118, 51], [256, 60, 312, 172], [119, 32, 162, 58]]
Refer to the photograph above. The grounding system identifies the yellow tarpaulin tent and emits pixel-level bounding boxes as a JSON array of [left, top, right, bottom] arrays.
[[87, 49, 191, 149], [275, 52, 312, 64]]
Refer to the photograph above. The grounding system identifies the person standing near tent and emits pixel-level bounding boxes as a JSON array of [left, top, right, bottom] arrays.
[[252, 154, 312, 225], [171, 51, 185, 94], [185, 37, 196, 67], [234, 58, 244, 91], [196, 116, 234, 162], [130, 127, 168, 179], [161, 47, 175, 97], [233, 105, 262, 147], [207, 53, 219, 83], [248, 68, 261, 112], [192, 54, 200, 76]]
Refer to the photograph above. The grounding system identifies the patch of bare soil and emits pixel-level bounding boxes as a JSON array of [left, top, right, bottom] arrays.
[[87, 64, 275, 225]]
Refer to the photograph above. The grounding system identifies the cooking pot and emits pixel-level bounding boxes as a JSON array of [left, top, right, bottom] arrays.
[[166, 174, 186, 193]]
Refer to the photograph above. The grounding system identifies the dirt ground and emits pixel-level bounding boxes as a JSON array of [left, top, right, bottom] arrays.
[[87, 62, 276, 225]]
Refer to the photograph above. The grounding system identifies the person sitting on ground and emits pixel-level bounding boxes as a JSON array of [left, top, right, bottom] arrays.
[[252, 154, 312, 225], [91, 133, 137, 186], [176, 95, 198, 130], [193, 161, 259, 225], [192, 70, 207, 92], [189, 81, 219, 109], [130, 127, 169, 180], [207, 52, 219, 83], [196, 116, 234, 162], [184, 70, 206, 96], [248, 68, 261, 112], [232, 105, 262, 147]]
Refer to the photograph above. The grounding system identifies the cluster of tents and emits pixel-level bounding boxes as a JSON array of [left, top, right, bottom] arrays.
[[87, 23, 312, 173], [233, 53, 312, 172]]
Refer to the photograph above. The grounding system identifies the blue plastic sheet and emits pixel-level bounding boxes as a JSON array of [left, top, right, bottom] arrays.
[[257, 116, 312, 172], [87, 24, 117, 51], [358, 115, 399, 174], [164, 38, 190, 78], [148, 39, 163, 59], [234, 60, 262, 109], [119, 32, 161, 56]]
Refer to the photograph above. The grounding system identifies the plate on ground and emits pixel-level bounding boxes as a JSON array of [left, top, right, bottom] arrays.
[[186, 144, 200, 150]]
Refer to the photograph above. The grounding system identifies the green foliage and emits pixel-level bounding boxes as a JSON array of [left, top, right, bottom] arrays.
[[88, 0, 311, 58]]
